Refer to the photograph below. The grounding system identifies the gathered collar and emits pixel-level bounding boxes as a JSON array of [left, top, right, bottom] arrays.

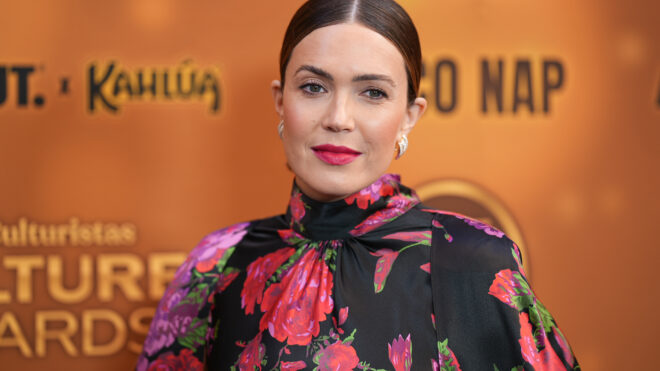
[[283, 173, 420, 241]]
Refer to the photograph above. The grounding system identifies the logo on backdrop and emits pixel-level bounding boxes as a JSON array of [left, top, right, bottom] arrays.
[[0, 64, 47, 108], [0, 60, 222, 114], [0, 218, 186, 358], [416, 179, 529, 274], [88, 59, 221, 114], [419, 57, 565, 115]]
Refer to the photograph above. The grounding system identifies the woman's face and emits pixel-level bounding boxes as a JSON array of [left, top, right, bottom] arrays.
[[272, 23, 426, 202]]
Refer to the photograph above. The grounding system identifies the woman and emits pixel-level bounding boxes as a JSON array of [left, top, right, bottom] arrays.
[[138, 0, 579, 370]]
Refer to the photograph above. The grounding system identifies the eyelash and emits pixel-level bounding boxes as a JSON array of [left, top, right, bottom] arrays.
[[364, 88, 388, 99], [299, 82, 388, 100], [300, 82, 326, 96]]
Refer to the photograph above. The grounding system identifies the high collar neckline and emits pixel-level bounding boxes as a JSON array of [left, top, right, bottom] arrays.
[[284, 174, 420, 241]]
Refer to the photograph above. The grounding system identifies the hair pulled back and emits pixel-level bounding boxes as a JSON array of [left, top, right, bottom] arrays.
[[279, 0, 422, 104]]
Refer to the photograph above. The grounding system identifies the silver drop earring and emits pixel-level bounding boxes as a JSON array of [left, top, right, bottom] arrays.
[[396, 135, 408, 159], [277, 120, 284, 138]]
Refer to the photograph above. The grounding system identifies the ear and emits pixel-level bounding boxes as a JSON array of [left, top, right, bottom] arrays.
[[398, 97, 427, 138], [271, 80, 284, 118]]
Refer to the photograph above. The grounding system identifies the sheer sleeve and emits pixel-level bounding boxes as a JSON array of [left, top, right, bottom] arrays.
[[136, 222, 250, 371], [488, 236, 579, 370], [429, 212, 579, 370]]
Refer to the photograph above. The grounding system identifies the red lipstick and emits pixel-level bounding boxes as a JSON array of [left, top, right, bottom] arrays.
[[311, 144, 362, 165]]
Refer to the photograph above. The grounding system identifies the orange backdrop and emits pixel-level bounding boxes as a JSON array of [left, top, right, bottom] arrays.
[[0, 0, 658, 369]]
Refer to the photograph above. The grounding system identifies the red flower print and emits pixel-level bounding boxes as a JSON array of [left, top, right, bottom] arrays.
[[192, 222, 249, 274], [370, 248, 400, 293], [383, 230, 431, 245], [147, 349, 203, 371], [423, 209, 503, 239], [431, 219, 453, 242], [432, 338, 462, 371], [488, 269, 532, 311], [420, 262, 431, 273], [388, 333, 413, 371], [277, 229, 307, 245], [289, 189, 307, 227], [518, 312, 565, 371], [512, 242, 526, 276], [447, 211, 504, 238], [338, 306, 349, 326], [195, 248, 223, 273], [344, 174, 396, 209], [350, 193, 419, 236], [333, 306, 349, 335], [259, 249, 334, 346], [241, 247, 295, 315], [281, 361, 307, 371], [236, 332, 266, 371], [210, 269, 240, 303], [315, 341, 359, 371], [431, 219, 444, 228]]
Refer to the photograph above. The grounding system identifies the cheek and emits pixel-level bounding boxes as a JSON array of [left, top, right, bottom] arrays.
[[281, 105, 310, 150], [281, 94, 320, 142], [359, 110, 404, 152]]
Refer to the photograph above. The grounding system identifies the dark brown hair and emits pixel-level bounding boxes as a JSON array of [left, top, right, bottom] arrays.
[[279, 0, 422, 104]]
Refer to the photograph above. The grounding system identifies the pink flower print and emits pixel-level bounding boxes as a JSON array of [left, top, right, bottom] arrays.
[[431, 219, 453, 242], [193, 222, 250, 273], [277, 228, 307, 245], [259, 249, 334, 346], [432, 338, 462, 371], [332, 306, 349, 334], [422, 209, 503, 238], [196, 222, 250, 252], [350, 193, 419, 236], [488, 269, 533, 311], [388, 333, 413, 371], [289, 189, 307, 228], [241, 247, 295, 315], [420, 262, 431, 273], [338, 306, 349, 326], [512, 242, 526, 276], [350, 208, 398, 236], [370, 248, 400, 293], [146, 348, 203, 371], [344, 174, 397, 209], [463, 218, 504, 238], [195, 248, 225, 273], [235, 332, 266, 371], [518, 312, 565, 371], [453, 213, 504, 238], [314, 341, 359, 371], [383, 230, 432, 245], [281, 361, 307, 371]]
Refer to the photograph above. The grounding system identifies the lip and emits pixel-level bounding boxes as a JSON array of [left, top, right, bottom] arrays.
[[311, 144, 362, 165]]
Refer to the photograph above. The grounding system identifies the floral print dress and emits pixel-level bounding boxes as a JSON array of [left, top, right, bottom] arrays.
[[137, 174, 579, 371]]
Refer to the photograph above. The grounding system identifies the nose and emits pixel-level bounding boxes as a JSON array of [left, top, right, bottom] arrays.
[[321, 91, 354, 132]]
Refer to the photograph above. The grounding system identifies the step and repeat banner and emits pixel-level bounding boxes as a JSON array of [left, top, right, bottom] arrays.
[[1, 0, 658, 370]]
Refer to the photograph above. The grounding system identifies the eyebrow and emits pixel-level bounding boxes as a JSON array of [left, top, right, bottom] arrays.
[[294, 64, 397, 88]]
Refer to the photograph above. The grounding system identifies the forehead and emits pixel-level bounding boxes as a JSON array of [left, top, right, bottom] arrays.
[[287, 23, 406, 80]]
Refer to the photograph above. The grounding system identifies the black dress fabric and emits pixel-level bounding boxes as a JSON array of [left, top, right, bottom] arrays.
[[137, 174, 579, 371]]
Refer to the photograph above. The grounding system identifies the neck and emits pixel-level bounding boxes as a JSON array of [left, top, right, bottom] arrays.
[[284, 173, 420, 240]]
